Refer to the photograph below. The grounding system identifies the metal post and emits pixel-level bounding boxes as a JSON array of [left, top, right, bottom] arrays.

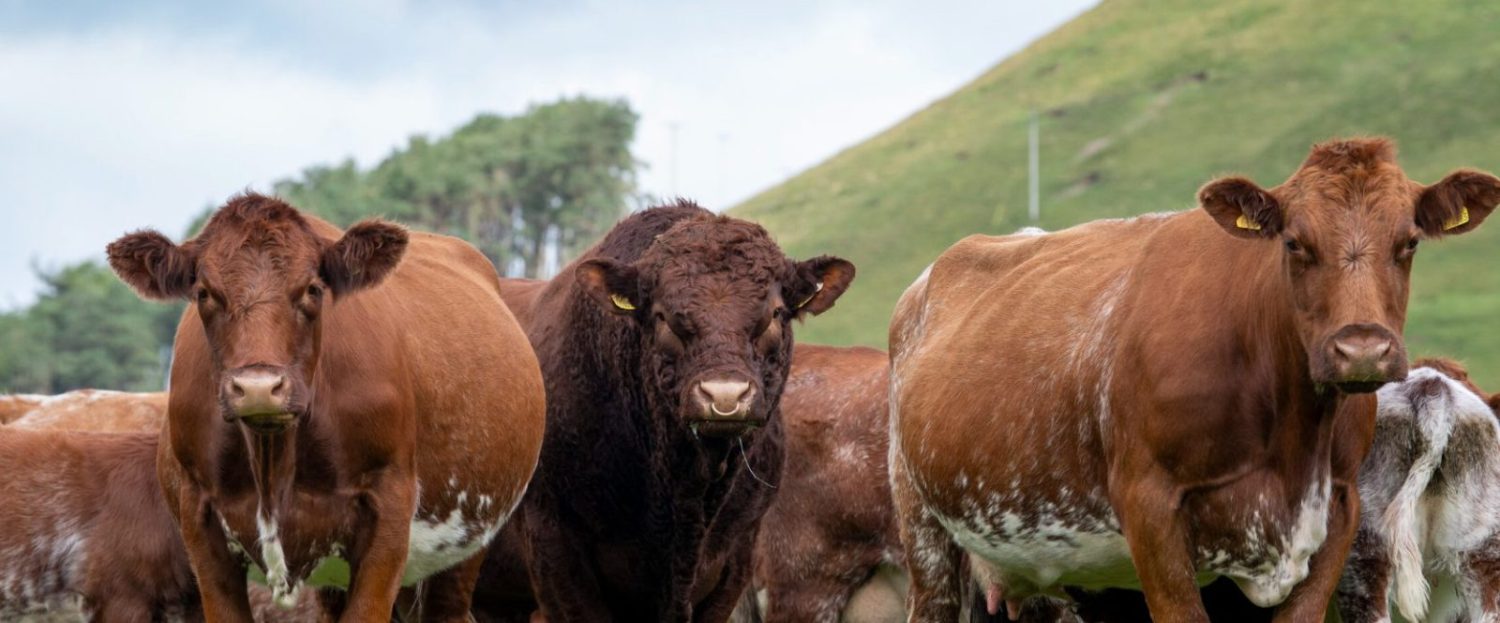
[[1028, 110, 1040, 223]]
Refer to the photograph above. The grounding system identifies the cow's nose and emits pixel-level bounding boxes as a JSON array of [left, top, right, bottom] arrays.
[[697, 380, 754, 418], [1334, 335, 1392, 364], [1326, 324, 1406, 391], [226, 370, 289, 416]]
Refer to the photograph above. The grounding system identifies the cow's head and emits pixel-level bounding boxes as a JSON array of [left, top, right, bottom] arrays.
[[107, 193, 407, 432], [1200, 138, 1500, 393], [576, 214, 853, 438]]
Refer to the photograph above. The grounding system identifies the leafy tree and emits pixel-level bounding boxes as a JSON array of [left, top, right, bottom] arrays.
[[1, 95, 640, 394], [0, 262, 179, 393]]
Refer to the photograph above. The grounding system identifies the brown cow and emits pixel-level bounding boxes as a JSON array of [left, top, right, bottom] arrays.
[[471, 202, 854, 622], [1337, 358, 1500, 622], [107, 193, 546, 622], [0, 428, 199, 622], [9, 389, 167, 433], [888, 138, 1500, 620], [739, 343, 905, 623]]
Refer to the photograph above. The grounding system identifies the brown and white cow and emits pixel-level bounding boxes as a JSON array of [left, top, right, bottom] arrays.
[[471, 201, 854, 622], [0, 428, 199, 621], [107, 193, 546, 622], [739, 343, 905, 623], [888, 138, 1500, 620], [1337, 358, 1500, 622], [9, 389, 167, 433]]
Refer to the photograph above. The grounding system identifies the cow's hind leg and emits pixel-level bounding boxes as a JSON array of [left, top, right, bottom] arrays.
[[410, 553, 486, 622], [891, 457, 961, 623], [1334, 524, 1391, 623]]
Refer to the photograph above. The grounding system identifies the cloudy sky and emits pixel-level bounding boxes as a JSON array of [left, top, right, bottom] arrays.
[[0, 0, 1094, 307]]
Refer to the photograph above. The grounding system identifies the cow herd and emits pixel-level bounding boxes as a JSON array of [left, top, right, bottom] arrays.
[[2, 136, 1500, 622]]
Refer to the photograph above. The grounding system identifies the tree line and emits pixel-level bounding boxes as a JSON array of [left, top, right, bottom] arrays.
[[0, 96, 641, 394]]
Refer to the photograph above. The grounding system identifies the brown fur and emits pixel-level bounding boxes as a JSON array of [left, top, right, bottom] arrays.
[[743, 344, 903, 623], [107, 193, 546, 622], [888, 138, 1500, 621], [9, 390, 166, 433], [0, 394, 45, 424], [0, 429, 199, 622]]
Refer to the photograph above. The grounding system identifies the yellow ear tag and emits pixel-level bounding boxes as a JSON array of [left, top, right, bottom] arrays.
[[1235, 214, 1261, 231], [1443, 206, 1470, 231], [796, 282, 824, 309], [610, 293, 636, 311]]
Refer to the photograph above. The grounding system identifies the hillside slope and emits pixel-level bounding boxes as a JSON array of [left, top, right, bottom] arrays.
[[733, 0, 1500, 386]]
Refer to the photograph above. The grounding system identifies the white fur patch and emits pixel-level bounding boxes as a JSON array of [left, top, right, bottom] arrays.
[[401, 491, 505, 586], [1208, 478, 1331, 607], [257, 511, 299, 609]]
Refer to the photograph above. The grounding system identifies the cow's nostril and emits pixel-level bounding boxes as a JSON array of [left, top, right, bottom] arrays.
[[230, 381, 246, 398]]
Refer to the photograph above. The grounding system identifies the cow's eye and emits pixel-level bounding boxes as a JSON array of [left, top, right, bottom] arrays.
[[196, 288, 210, 303], [1284, 239, 1302, 254], [1406, 238, 1419, 251], [306, 284, 323, 299]]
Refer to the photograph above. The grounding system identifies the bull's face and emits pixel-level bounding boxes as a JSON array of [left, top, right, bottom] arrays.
[[107, 194, 407, 433], [1200, 140, 1500, 394], [576, 216, 854, 438]]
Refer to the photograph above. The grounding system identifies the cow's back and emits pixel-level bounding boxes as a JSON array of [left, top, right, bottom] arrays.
[[10, 390, 166, 433], [498, 278, 548, 331]]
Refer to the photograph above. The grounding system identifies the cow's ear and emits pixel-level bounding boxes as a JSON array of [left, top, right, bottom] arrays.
[[321, 220, 408, 296], [1416, 169, 1500, 237], [1199, 176, 1282, 240], [576, 258, 641, 316], [106, 230, 196, 300], [789, 256, 855, 318]]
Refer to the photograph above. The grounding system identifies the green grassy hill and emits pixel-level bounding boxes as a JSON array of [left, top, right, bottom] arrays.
[[734, 0, 1500, 387]]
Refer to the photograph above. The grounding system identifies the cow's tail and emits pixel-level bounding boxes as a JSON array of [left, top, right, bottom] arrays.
[[1383, 401, 1454, 622]]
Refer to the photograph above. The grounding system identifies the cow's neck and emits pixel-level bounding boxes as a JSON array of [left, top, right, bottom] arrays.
[[239, 424, 298, 524], [1237, 243, 1340, 461]]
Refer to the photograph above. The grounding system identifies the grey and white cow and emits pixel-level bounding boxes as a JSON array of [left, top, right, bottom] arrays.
[[1338, 359, 1500, 623]]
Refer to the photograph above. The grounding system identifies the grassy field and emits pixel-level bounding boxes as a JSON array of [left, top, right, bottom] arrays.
[[732, 0, 1500, 388]]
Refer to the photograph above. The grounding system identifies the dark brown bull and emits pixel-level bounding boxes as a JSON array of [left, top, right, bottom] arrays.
[[888, 138, 1500, 621], [0, 429, 198, 622], [471, 201, 854, 622], [108, 194, 546, 622]]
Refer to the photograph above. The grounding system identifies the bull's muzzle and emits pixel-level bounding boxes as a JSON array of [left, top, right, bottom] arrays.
[[688, 379, 762, 438]]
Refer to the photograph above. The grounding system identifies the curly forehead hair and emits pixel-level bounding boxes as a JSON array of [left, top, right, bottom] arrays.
[[637, 215, 791, 285]]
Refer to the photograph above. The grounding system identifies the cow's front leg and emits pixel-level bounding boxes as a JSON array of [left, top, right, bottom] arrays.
[[1272, 481, 1358, 622], [1116, 479, 1208, 623], [521, 504, 615, 623], [891, 457, 961, 623], [177, 491, 255, 623], [1334, 521, 1390, 622], [343, 472, 417, 622], [691, 531, 758, 623]]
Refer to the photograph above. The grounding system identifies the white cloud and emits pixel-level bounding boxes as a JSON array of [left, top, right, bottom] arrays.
[[0, 0, 1094, 307]]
